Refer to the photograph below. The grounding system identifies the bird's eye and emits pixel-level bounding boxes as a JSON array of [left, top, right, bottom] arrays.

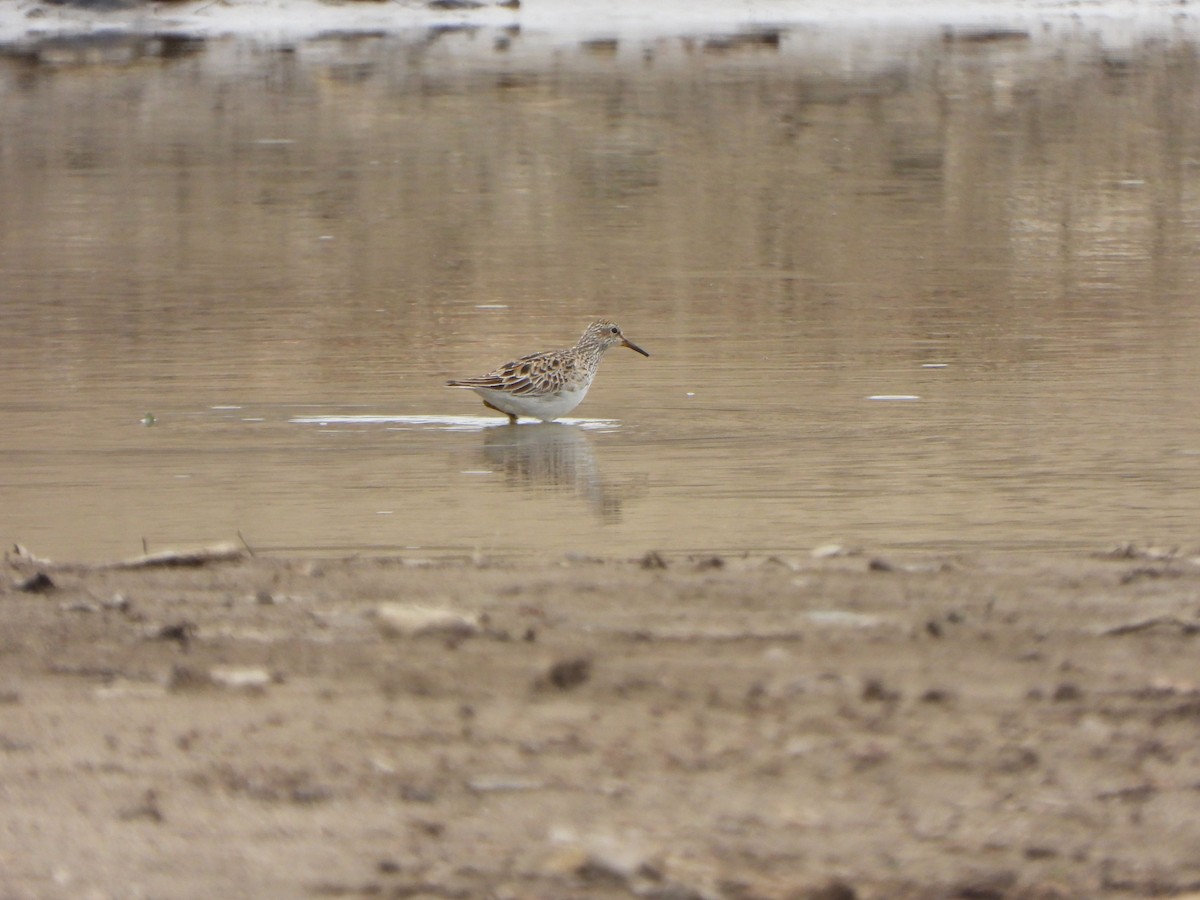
[[610, 326, 619, 334]]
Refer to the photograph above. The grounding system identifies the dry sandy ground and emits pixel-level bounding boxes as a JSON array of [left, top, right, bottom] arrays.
[[3, 544, 1200, 899]]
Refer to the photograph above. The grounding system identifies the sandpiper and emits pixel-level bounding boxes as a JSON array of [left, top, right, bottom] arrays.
[[446, 320, 650, 423]]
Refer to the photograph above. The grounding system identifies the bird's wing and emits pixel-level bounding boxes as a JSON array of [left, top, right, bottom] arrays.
[[447, 351, 574, 396]]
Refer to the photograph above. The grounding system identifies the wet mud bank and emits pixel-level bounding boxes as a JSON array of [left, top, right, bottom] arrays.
[[3, 546, 1200, 897]]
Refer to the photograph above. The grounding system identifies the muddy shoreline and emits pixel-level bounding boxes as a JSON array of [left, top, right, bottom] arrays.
[[3, 546, 1200, 898], [4, 0, 1199, 53]]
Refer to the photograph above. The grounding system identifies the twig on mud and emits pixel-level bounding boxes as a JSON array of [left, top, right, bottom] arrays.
[[109, 541, 245, 570], [237, 530, 257, 558], [1100, 616, 1200, 637], [1096, 783, 1157, 802]]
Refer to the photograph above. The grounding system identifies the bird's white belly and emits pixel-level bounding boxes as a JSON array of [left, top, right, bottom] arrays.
[[475, 384, 590, 422]]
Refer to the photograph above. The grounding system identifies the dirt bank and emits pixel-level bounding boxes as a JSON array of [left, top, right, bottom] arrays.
[[3, 545, 1200, 898]]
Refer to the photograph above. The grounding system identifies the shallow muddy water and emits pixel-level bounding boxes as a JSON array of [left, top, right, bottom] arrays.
[[3, 20, 1200, 560]]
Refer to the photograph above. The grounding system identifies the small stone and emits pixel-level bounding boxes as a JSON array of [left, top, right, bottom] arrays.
[[545, 833, 653, 885], [154, 621, 196, 647], [640, 550, 668, 570], [16, 571, 55, 593], [103, 593, 131, 612], [812, 544, 855, 559], [763, 555, 804, 571], [804, 610, 882, 628], [919, 687, 955, 703], [1053, 682, 1083, 702], [543, 657, 591, 690], [1024, 845, 1058, 860], [373, 604, 480, 639], [209, 667, 275, 692], [117, 789, 164, 823], [861, 678, 900, 703]]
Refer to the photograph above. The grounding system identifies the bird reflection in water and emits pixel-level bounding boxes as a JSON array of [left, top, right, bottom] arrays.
[[481, 423, 624, 522]]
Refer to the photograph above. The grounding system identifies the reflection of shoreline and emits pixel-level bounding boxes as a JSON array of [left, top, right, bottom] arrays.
[[482, 423, 623, 523]]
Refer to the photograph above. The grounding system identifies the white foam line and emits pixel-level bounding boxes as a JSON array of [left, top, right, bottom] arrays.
[[290, 414, 620, 432]]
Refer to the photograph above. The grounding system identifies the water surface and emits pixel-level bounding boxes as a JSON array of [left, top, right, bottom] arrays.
[[2, 22, 1200, 560]]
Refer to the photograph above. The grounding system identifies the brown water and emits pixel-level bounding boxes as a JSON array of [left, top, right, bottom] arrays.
[[3, 24, 1200, 561]]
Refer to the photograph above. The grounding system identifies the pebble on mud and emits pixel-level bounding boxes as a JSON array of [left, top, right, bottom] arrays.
[[539, 656, 592, 690], [167, 664, 276, 693], [919, 687, 956, 704], [861, 677, 901, 703], [153, 620, 197, 647], [1053, 682, 1084, 702], [805, 610, 882, 628], [640, 550, 668, 570], [117, 789, 164, 824], [542, 830, 658, 886], [811, 544, 857, 559], [16, 571, 55, 593], [373, 603, 480, 639], [103, 593, 131, 612], [209, 666, 276, 692]]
